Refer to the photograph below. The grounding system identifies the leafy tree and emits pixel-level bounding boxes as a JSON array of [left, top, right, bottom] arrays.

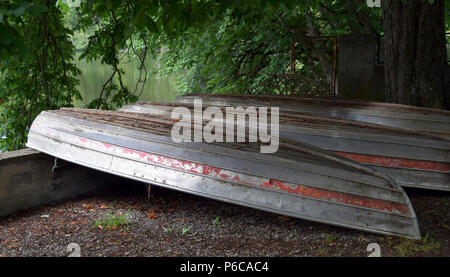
[[158, 0, 381, 95], [0, 0, 447, 152], [0, 0, 81, 151]]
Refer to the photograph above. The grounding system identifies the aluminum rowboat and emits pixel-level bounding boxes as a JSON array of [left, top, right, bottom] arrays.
[[175, 94, 450, 135], [121, 102, 450, 191], [27, 108, 420, 239]]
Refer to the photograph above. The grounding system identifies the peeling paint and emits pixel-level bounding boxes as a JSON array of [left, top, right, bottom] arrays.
[[336, 152, 450, 172]]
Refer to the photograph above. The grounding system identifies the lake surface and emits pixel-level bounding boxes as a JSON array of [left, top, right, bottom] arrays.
[[73, 55, 181, 107]]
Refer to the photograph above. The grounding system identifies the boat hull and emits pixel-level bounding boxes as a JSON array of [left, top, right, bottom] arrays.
[[176, 94, 450, 135], [121, 102, 450, 191], [26, 109, 421, 239]]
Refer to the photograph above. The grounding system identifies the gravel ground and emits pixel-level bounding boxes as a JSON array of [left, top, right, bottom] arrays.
[[0, 181, 448, 257]]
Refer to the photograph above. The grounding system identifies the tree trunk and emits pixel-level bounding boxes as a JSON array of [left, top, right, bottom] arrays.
[[383, 0, 448, 109]]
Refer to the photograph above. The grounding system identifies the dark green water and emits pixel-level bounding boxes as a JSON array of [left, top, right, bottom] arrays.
[[73, 55, 181, 107], [0, 56, 180, 152]]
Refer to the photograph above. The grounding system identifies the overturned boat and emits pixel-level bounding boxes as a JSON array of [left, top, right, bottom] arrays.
[[176, 94, 450, 135], [121, 102, 450, 191], [27, 108, 420, 239]]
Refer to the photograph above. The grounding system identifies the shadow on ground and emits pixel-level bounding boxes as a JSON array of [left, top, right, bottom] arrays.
[[0, 181, 448, 257]]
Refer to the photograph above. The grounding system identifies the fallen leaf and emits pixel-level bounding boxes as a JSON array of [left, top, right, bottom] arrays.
[[100, 205, 108, 209], [85, 204, 94, 210], [98, 225, 103, 230], [176, 218, 185, 222], [110, 225, 118, 230], [442, 225, 449, 229], [278, 215, 291, 222], [147, 209, 158, 219]]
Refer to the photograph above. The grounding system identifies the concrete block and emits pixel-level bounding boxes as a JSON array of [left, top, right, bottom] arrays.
[[0, 149, 120, 217]]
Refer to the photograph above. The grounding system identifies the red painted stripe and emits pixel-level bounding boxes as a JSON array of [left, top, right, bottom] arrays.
[[115, 146, 410, 216], [335, 152, 450, 172], [207, 171, 411, 216], [121, 148, 204, 174], [74, 136, 410, 216]]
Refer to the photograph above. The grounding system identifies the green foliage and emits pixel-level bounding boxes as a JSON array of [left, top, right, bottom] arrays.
[[163, 226, 174, 233], [212, 216, 220, 226], [394, 237, 440, 257], [93, 212, 132, 230], [0, 0, 81, 151], [0, 0, 385, 151], [324, 233, 335, 243], [158, 0, 382, 95], [181, 227, 190, 234]]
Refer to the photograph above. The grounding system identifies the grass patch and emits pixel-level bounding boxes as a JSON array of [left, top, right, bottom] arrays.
[[93, 212, 132, 230], [316, 247, 329, 256], [324, 233, 335, 243], [163, 226, 174, 233], [181, 227, 190, 235], [394, 232, 440, 257], [212, 216, 220, 226]]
